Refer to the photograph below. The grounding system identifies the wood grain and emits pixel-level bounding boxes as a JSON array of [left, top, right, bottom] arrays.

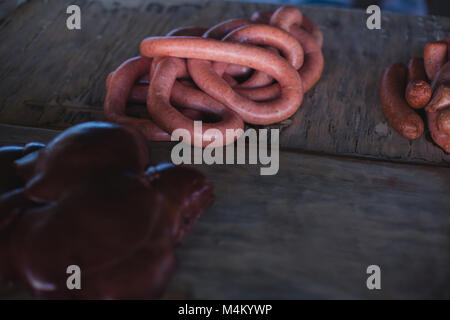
[[0, 0, 449, 164], [0, 124, 449, 299]]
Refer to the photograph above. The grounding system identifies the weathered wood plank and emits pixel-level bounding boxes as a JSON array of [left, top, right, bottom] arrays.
[[0, 0, 26, 21], [0, 124, 449, 299], [0, 0, 449, 164], [0, 123, 58, 146]]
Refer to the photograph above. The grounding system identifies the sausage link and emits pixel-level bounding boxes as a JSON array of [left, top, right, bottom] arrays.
[[437, 108, 450, 136], [222, 24, 306, 69], [222, 74, 239, 87], [224, 64, 251, 77], [106, 73, 152, 103], [104, 57, 170, 141], [427, 109, 450, 153], [286, 26, 324, 92], [424, 41, 448, 81], [203, 19, 254, 81], [235, 84, 281, 101], [250, 7, 324, 92], [107, 73, 223, 121], [223, 25, 304, 89], [430, 60, 450, 90], [234, 56, 274, 89], [134, 67, 275, 103], [301, 15, 323, 49], [405, 58, 431, 109], [269, 6, 303, 32], [380, 63, 424, 139], [426, 61, 450, 112], [140, 37, 303, 125], [203, 19, 252, 40], [251, 9, 323, 48], [147, 57, 244, 147]]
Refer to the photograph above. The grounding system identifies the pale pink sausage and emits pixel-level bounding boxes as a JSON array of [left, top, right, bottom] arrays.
[[106, 73, 226, 122], [104, 56, 170, 141], [269, 6, 303, 32], [287, 26, 324, 92], [235, 66, 274, 89], [426, 84, 450, 113], [203, 18, 252, 39], [235, 84, 281, 101], [140, 37, 303, 124], [301, 16, 323, 49], [224, 64, 251, 77], [221, 24, 306, 70], [251, 8, 323, 48], [222, 24, 304, 90], [147, 57, 244, 147], [267, 7, 323, 92], [203, 19, 253, 80], [430, 60, 450, 90], [222, 74, 239, 87]]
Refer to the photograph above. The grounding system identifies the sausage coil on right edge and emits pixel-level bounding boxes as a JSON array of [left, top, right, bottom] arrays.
[[426, 61, 450, 113], [424, 41, 448, 81], [427, 109, 450, 153], [380, 63, 424, 139]]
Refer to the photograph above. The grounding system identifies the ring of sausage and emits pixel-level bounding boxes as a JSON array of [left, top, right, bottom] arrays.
[[147, 57, 244, 147], [141, 37, 304, 124], [104, 56, 171, 141]]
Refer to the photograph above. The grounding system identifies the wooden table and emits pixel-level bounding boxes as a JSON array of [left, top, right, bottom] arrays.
[[0, 0, 449, 299]]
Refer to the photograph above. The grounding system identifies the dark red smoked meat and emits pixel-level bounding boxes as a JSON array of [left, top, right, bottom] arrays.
[[0, 121, 214, 299]]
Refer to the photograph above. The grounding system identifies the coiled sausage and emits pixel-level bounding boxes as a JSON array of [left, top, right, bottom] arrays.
[[147, 57, 244, 147], [140, 36, 304, 125], [104, 56, 171, 141]]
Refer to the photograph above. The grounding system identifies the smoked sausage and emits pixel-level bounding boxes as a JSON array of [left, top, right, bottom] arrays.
[[380, 63, 424, 139], [405, 58, 432, 109]]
